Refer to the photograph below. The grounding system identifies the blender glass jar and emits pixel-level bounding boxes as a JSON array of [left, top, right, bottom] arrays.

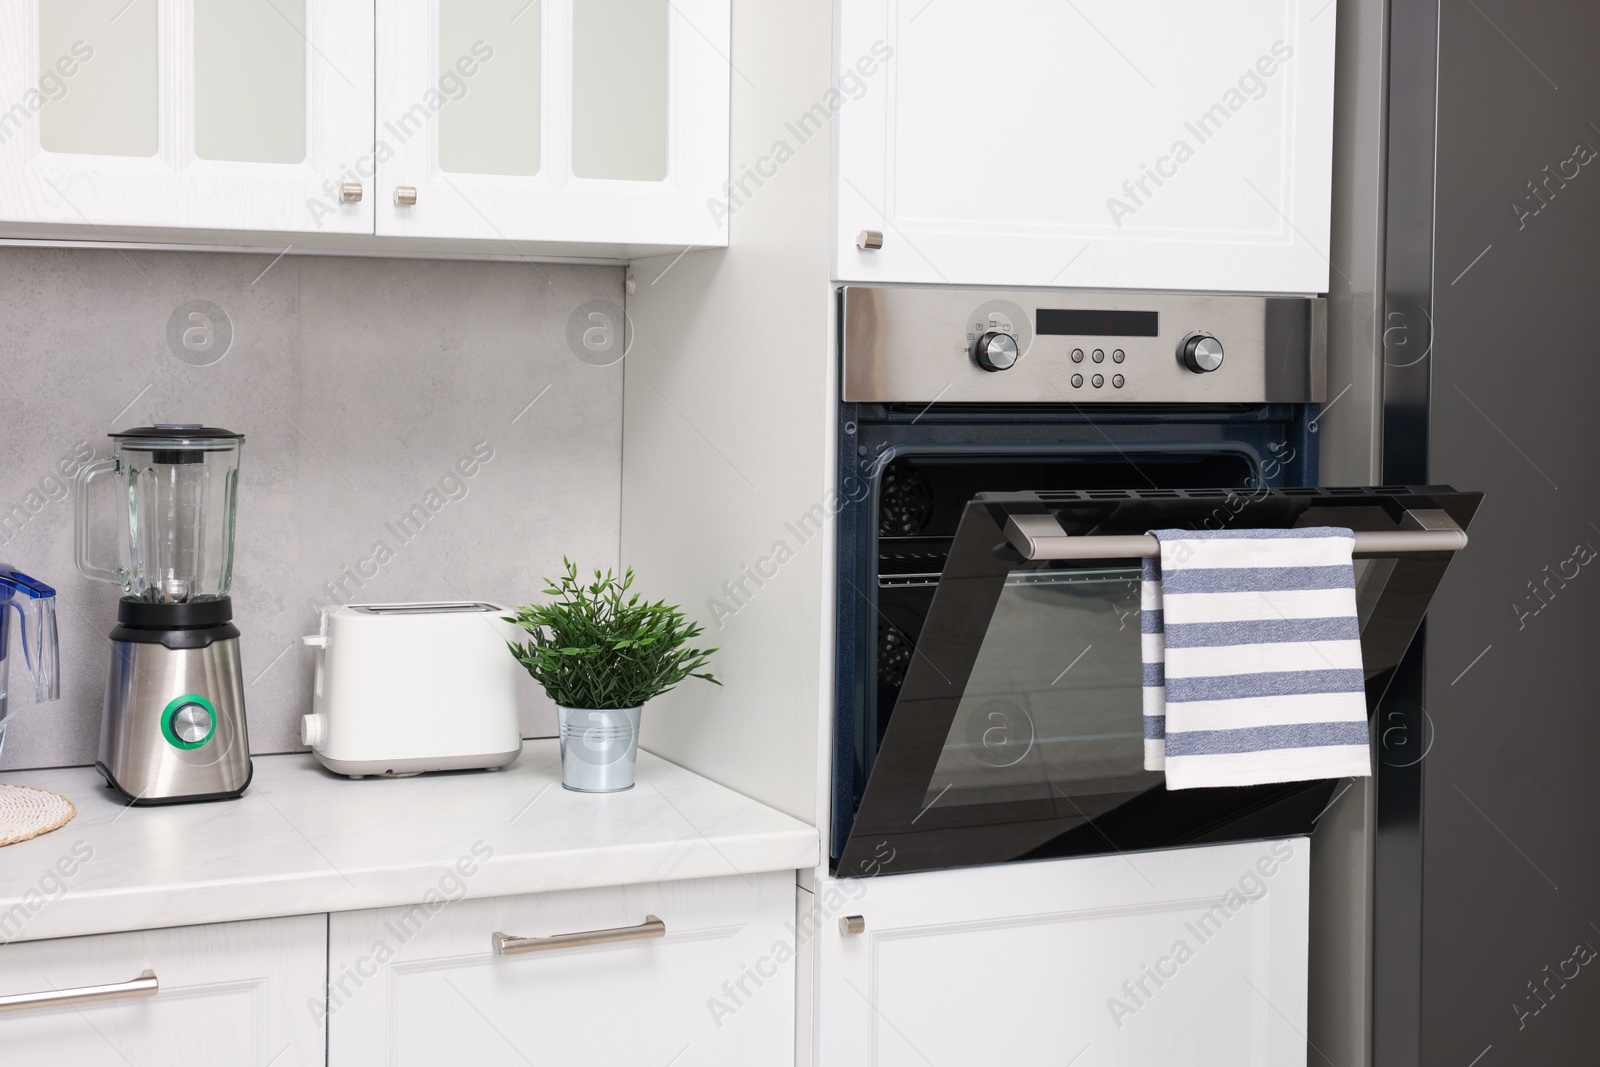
[[75, 426, 244, 603]]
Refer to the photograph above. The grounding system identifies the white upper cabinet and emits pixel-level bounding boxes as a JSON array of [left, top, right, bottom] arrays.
[[376, 0, 731, 247], [0, 0, 374, 234], [0, 0, 730, 250], [835, 0, 1337, 294]]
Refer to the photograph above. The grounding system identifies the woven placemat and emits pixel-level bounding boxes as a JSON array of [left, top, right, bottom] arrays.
[[0, 782, 76, 847]]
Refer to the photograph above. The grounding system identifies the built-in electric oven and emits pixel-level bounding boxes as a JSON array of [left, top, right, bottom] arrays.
[[832, 288, 1478, 876]]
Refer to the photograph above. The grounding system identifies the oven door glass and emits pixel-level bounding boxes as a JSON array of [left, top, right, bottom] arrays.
[[923, 564, 1152, 808], [837, 486, 1481, 876]]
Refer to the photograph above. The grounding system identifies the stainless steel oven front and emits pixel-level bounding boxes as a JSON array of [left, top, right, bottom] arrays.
[[831, 287, 1478, 877]]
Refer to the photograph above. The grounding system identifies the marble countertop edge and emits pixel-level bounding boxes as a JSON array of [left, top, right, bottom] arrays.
[[0, 741, 820, 944]]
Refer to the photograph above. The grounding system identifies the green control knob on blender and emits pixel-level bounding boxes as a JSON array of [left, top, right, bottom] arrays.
[[161, 695, 216, 749]]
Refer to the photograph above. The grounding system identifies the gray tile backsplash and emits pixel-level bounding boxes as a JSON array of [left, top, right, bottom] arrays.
[[0, 248, 623, 770]]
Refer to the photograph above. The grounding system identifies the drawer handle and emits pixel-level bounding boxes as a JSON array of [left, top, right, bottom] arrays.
[[0, 969, 158, 1013], [492, 915, 665, 956]]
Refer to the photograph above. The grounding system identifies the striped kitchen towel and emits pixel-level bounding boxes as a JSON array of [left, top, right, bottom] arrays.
[[1141, 527, 1371, 790]]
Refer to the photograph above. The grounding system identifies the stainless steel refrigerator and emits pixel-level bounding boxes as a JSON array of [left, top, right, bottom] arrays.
[[1376, 0, 1600, 1062]]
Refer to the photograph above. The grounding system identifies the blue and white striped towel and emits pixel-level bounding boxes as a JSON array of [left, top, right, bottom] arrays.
[[1141, 527, 1371, 790]]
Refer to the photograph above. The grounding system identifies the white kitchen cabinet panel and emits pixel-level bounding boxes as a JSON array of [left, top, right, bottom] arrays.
[[815, 838, 1310, 1067], [376, 0, 730, 247], [327, 871, 794, 1067], [0, 913, 326, 1067], [836, 0, 1336, 293], [0, 0, 374, 234]]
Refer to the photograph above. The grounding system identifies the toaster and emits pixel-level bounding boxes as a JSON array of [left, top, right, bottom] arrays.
[[301, 602, 523, 778]]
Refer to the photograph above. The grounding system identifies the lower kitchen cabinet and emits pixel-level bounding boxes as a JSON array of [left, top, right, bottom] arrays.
[[326, 871, 795, 1066], [815, 838, 1310, 1067], [0, 913, 327, 1066]]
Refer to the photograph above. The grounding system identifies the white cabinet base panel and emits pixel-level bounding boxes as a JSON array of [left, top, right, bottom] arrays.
[[815, 839, 1310, 1066]]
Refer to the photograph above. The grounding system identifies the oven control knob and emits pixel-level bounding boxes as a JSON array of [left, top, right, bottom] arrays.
[[1181, 335, 1224, 373], [975, 331, 1020, 372]]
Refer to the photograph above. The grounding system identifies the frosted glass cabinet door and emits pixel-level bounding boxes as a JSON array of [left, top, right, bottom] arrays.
[[377, 0, 730, 247], [835, 0, 1336, 293], [0, 0, 373, 235]]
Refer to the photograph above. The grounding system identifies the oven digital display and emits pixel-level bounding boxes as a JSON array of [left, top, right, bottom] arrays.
[[1036, 309, 1159, 337]]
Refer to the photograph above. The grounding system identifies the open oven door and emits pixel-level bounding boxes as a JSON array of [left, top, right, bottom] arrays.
[[837, 485, 1481, 877]]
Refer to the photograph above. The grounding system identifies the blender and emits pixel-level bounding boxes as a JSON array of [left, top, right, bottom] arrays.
[[75, 425, 252, 803], [0, 565, 61, 759]]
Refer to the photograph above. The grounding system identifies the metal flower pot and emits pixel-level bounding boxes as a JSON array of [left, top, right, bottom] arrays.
[[556, 705, 642, 792]]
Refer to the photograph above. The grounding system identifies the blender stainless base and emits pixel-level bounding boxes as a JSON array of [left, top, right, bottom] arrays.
[[97, 610, 252, 804]]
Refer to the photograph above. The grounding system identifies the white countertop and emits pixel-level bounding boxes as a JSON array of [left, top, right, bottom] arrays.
[[0, 741, 819, 944]]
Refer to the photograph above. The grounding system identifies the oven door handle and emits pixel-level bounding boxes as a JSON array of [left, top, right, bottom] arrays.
[[1004, 510, 1469, 561]]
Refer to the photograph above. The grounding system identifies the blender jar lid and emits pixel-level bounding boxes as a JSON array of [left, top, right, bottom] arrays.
[[111, 425, 244, 447], [111, 425, 244, 464]]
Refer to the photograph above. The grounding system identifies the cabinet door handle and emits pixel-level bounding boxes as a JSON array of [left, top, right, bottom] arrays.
[[492, 916, 665, 956], [856, 229, 884, 251], [0, 970, 158, 1013], [341, 182, 364, 203], [394, 186, 418, 206]]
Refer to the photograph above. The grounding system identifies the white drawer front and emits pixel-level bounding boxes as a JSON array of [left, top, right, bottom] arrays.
[[0, 913, 327, 1067], [327, 871, 795, 1067]]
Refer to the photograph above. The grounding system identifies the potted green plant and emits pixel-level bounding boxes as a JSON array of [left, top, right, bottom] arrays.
[[506, 560, 719, 792]]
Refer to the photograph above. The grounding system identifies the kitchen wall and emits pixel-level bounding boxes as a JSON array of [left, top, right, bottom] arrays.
[[0, 248, 624, 771]]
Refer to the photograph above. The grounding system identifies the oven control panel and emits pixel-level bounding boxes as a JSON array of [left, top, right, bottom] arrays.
[[842, 287, 1325, 404]]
